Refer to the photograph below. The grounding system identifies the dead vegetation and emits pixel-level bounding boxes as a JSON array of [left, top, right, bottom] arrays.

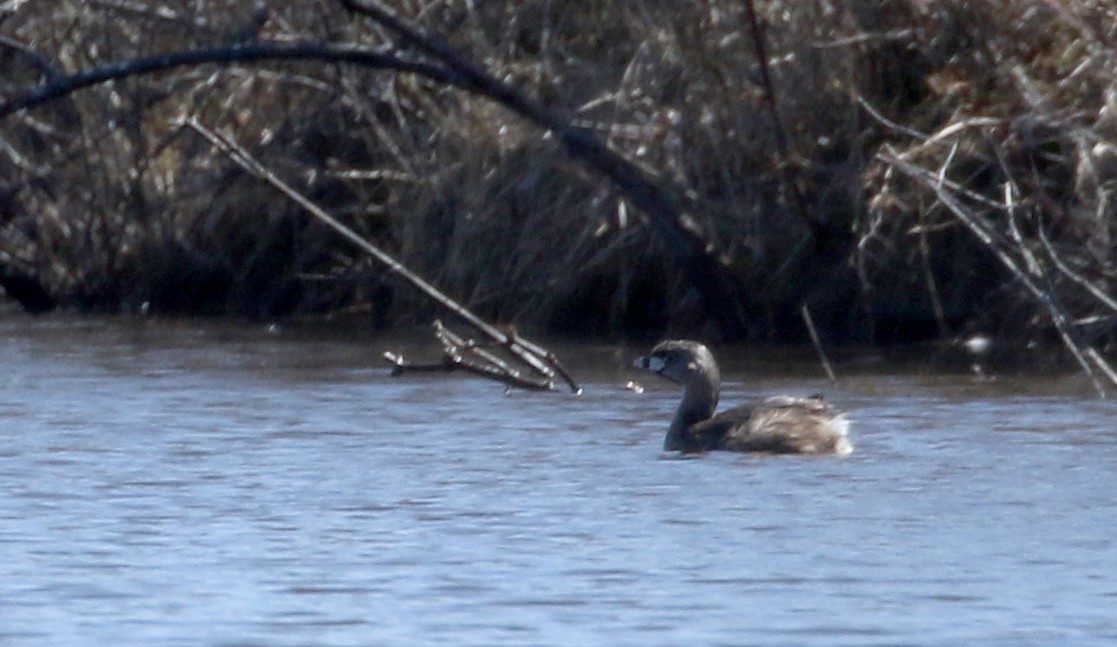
[[1, 1, 1116, 375]]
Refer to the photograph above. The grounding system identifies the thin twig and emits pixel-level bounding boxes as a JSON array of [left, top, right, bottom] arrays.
[[801, 304, 837, 384], [383, 351, 454, 374], [855, 94, 929, 142], [1037, 225, 1117, 314], [739, 0, 821, 235], [742, 0, 789, 153]]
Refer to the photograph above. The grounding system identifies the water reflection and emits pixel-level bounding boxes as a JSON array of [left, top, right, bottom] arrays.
[[1, 316, 1115, 646]]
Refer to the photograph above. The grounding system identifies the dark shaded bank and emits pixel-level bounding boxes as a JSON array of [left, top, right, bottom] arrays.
[[1, 2, 1114, 357]]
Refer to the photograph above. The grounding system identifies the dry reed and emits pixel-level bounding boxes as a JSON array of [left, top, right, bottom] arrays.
[[0, 1, 1115, 374]]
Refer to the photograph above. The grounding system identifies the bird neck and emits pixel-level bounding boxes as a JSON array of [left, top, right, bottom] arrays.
[[669, 372, 719, 436]]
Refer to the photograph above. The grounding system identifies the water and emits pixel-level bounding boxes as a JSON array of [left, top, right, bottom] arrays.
[[1, 316, 1115, 646]]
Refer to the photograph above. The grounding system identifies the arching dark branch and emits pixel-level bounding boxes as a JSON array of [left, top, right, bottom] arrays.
[[1, 19, 754, 336], [0, 42, 454, 119], [340, 0, 754, 337]]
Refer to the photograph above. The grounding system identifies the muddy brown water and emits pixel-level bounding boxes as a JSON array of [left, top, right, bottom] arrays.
[[1, 316, 1115, 646]]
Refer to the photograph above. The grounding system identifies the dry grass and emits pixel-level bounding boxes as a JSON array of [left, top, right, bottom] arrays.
[[1, 1, 1115, 362]]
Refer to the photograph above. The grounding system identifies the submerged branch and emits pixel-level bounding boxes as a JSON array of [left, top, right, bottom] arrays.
[[382, 322, 557, 390], [381, 321, 559, 390]]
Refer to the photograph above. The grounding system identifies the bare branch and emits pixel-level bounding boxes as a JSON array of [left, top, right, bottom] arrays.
[[879, 150, 1117, 396], [183, 118, 580, 393], [0, 42, 454, 119]]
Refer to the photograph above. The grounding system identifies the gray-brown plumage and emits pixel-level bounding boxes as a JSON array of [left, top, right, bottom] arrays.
[[634, 340, 852, 455]]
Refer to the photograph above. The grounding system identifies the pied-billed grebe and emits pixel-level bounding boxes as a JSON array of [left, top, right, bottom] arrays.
[[634, 340, 852, 455]]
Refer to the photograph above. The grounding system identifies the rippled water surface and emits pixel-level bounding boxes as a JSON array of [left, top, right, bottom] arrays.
[[2, 317, 1116, 646]]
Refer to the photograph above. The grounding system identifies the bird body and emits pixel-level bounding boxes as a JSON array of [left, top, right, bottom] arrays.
[[635, 340, 852, 455]]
